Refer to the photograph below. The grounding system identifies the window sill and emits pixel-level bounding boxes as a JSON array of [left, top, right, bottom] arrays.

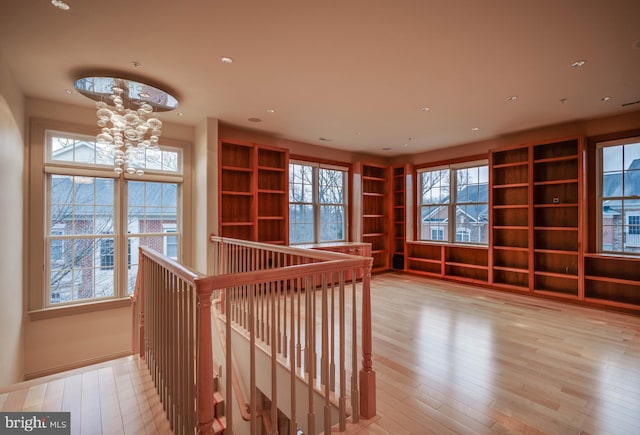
[[28, 297, 132, 321]]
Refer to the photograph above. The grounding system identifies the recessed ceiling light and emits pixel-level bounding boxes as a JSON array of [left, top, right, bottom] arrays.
[[131, 61, 142, 68], [571, 60, 587, 68], [65, 89, 73, 95], [220, 57, 233, 64], [382, 147, 392, 151], [51, 0, 70, 10], [420, 107, 430, 112], [507, 96, 518, 101], [601, 96, 612, 102], [560, 97, 568, 104], [471, 127, 480, 131], [248, 117, 261, 123], [319, 137, 332, 142], [176, 112, 184, 116], [266, 109, 275, 113]]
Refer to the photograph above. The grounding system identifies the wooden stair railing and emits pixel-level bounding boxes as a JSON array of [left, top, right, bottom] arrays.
[[132, 237, 376, 435]]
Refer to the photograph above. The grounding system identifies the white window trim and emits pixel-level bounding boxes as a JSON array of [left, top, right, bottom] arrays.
[[596, 136, 640, 255], [417, 160, 488, 245], [289, 160, 349, 244], [24, 118, 192, 320]]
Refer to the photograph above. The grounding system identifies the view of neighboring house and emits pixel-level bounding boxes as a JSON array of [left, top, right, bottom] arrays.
[[421, 183, 489, 244], [49, 142, 178, 304], [601, 158, 640, 253]]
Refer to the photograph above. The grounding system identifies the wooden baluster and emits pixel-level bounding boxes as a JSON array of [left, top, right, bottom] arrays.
[[226, 283, 234, 434], [339, 271, 347, 431], [250, 282, 257, 435], [330, 272, 336, 392], [351, 272, 359, 424], [271, 280, 278, 435], [322, 273, 331, 434], [138, 252, 145, 357], [289, 278, 298, 435], [306, 275, 315, 435]]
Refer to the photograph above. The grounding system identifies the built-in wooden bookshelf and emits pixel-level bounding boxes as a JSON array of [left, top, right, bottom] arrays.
[[489, 145, 531, 291], [257, 145, 288, 244], [391, 165, 408, 269], [532, 138, 583, 298], [405, 242, 489, 284], [406, 242, 442, 277], [219, 139, 288, 244], [219, 139, 256, 240], [358, 162, 390, 272], [584, 254, 640, 308], [445, 245, 488, 284]]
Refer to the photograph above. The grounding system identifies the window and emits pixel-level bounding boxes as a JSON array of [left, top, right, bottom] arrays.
[[163, 224, 178, 259], [630, 216, 640, 235], [431, 228, 445, 241], [418, 162, 488, 244], [599, 138, 640, 253], [100, 239, 115, 270], [44, 130, 183, 306], [289, 161, 347, 244]]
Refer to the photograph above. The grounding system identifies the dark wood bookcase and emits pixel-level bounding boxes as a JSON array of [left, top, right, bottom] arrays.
[[391, 164, 408, 269], [357, 162, 390, 272], [489, 145, 531, 291], [219, 139, 288, 244], [584, 254, 640, 308], [531, 138, 583, 298], [406, 242, 443, 276]]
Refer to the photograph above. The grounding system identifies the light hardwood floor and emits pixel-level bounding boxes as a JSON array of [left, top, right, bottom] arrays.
[[2, 272, 639, 434], [0, 356, 172, 434]]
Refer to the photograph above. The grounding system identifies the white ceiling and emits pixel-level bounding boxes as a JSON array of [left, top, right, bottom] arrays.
[[1, 0, 639, 156]]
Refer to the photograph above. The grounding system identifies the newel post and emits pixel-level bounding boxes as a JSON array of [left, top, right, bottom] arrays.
[[359, 261, 376, 418], [195, 278, 215, 435]]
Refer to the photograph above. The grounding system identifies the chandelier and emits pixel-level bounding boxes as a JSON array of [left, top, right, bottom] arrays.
[[73, 76, 179, 175]]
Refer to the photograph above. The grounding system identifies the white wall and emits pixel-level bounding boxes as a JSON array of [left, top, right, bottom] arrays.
[[0, 50, 25, 386]]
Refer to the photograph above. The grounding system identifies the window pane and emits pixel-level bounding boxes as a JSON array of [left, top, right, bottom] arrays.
[[623, 142, 640, 170], [49, 237, 114, 304], [289, 163, 313, 202], [319, 169, 344, 204], [420, 205, 449, 241], [602, 145, 623, 172], [623, 200, 640, 252], [127, 181, 178, 234], [456, 204, 489, 244], [603, 172, 622, 197], [48, 134, 114, 167], [319, 205, 344, 241], [623, 170, 640, 196], [289, 204, 314, 244], [420, 169, 450, 205]]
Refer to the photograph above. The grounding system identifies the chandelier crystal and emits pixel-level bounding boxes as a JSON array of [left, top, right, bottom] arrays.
[[73, 77, 179, 175]]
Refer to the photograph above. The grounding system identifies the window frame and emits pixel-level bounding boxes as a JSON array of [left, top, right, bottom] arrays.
[[417, 160, 489, 245], [288, 159, 349, 245], [28, 119, 191, 316], [596, 136, 640, 255]]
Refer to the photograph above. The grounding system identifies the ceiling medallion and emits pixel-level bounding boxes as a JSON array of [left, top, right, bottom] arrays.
[[74, 76, 178, 175]]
